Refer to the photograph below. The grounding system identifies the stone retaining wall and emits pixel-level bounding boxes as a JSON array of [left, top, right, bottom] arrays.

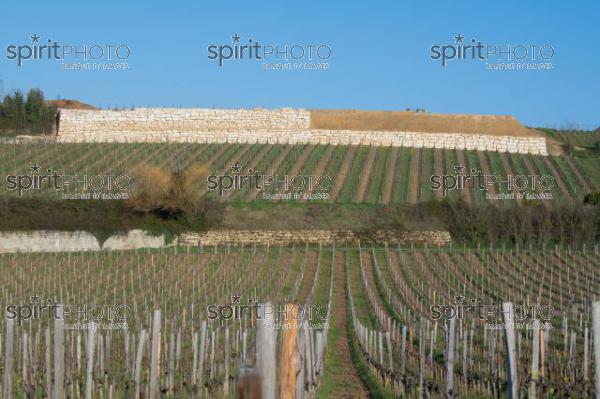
[[178, 230, 452, 246], [56, 108, 548, 155], [0, 230, 165, 253], [58, 108, 310, 133], [0, 229, 451, 252]]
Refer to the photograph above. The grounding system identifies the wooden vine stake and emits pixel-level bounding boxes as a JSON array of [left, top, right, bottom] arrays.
[[279, 304, 297, 399], [592, 302, 600, 399], [257, 302, 276, 399], [54, 305, 65, 399], [446, 317, 456, 398], [149, 310, 161, 399], [529, 319, 540, 399], [85, 321, 96, 399], [2, 318, 14, 399], [502, 302, 518, 399]]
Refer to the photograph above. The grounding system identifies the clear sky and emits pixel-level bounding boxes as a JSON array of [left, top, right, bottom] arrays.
[[1, 0, 598, 129]]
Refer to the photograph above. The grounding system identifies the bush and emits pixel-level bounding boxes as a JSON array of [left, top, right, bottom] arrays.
[[561, 142, 574, 157], [126, 164, 208, 217], [584, 191, 600, 206]]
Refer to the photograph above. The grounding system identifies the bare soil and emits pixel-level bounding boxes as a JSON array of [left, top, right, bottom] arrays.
[[49, 99, 96, 110], [310, 109, 543, 137]]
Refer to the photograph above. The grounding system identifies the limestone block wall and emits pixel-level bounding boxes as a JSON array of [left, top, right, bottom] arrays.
[[58, 108, 310, 134], [56, 108, 548, 155], [178, 230, 452, 247], [0, 230, 165, 253]]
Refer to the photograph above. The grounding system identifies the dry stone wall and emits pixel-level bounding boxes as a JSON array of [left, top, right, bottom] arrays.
[[56, 108, 548, 155], [178, 230, 452, 247]]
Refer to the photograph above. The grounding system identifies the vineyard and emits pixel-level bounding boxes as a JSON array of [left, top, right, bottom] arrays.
[[540, 129, 600, 150], [1, 142, 599, 205], [0, 244, 599, 398]]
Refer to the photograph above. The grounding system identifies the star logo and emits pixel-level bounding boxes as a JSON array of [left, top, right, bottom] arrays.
[[30, 34, 40, 43], [454, 294, 465, 303], [231, 294, 241, 303], [453, 164, 465, 174], [232, 34, 241, 43], [30, 295, 42, 304], [454, 34, 465, 43], [30, 164, 41, 173], [230, 163, 242, 174]]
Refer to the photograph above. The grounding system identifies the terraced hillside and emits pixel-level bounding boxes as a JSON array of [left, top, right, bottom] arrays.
[[1, 143, 598, 205]]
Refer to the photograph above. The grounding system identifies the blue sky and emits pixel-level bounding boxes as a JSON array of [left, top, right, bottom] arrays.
[[1, 0, 598, 128]]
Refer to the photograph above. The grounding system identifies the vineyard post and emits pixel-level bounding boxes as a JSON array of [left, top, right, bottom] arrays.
[[386, 332, 393, 371], [77, 333, 82, 373], [197, 320, 207, 394], [124, 332, 129, 374], [134, 330, 146, 399], [378, 331, 384, 366], [242, 330, 247, 363], [149, 310, 161, 399], [257, 302, 276, 399], [584, 326, 589, 381], [502, 302, 518, 399], [192, 331, 198, 387], [304, 325, 315, 389], [224, 327, 230, 395], [419, 320, 425, 397], [2, 317, 14, 399], [530, 322, 540, 399], [22, 332, 28, 386], [462, 326, 468, 381], [85, 322, 95, 399], [279, 304, 297, 399], [54, 304, 65, 399], [295, 327, 305, 399], [167, 332, 174, 394], [593, 301, 600, 398], [401, 324, 407, 374], [45, 328, 51, 398], [446, 317, 456, 398], [539, 329, 545, 379]]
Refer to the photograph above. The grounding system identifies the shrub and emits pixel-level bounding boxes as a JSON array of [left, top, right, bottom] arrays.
[[584, 191, 600, 206], [126, 164, 208, 217], [127, 164, 172, 212], [561, 142, 574, 157]]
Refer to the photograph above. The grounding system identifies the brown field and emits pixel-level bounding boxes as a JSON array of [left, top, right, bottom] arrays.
[[310, 109, 543, 137], [47, 99, 96, 110]]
